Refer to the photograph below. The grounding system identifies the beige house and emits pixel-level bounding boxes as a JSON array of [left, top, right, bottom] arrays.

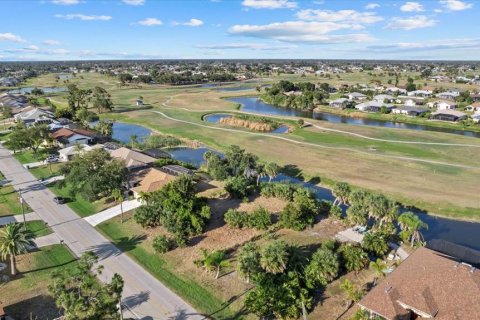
[[110, 147, 156, 170], [132, 168, 177, 198]]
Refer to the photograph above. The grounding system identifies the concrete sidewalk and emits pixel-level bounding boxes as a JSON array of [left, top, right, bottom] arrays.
[[84, 199, 141, 226], [34, 233, 61, 248], [23, 161, 46, 169], [0, 212, 39, 226]]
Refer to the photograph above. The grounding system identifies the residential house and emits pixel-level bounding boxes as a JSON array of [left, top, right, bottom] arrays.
[[0, 94, 29, 111], [431, 109, 466, 122], [132, 168, 177, 198], [472, 113, 480, 123], [372, 94, 395, 103], [466, 102, 480, 112], [427, 100, 457, 110], [51, 127, 96, 147], [328, 98, 349, 109], [136, 99, 144, 106], [358, 242, 480, 320], [391, 106, 429, 117], [385, 87, 407, 95], [283, 90, 302, 97], [470, 93, 480, 102], [355, 101, 394, 113], [141, 148, 172, 159], [57, 144, 104, 162], [396, 95, 425, 106], [346, 92, 367, 101], [407, 90, 432, 98], [13, 107, 56, 126], [436, 90, 460, 100], [428, 75, 451, 82], [110, 147, 156, 170]]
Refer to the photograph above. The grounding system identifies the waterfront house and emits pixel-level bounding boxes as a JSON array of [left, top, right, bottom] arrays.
[[466, 102, 480, 112], [436, 91, 460, 100], [358, 243, 480, 320], [51, 127, 96, 147], [427, 100, 457, 110], [329, 98, 349, 109], [472, 112, 480, 123], [431, 109, 466, 122], [132, 167, 177, 198], [391, 106, 429, 117], [355, 101, 394, 113], [110, 147, 156, 170]]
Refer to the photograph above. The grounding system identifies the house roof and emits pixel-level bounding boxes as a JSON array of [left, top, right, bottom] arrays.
[[58, 144, 103, 157], [431, 109, 466, 117], [110, 147, 156, 168], [358, 246, 480, 320], [394, 106, 428, 113], [51, 127, 96, 140], [132, 168, 176, 193]]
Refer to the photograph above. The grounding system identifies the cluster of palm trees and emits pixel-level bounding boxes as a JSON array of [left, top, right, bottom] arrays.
[[332, 182, 428, 247], [0, 223, 35, 276]]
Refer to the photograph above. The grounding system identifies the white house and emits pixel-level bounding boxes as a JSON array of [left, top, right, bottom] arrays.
[[14, 107, 55, 126], [355, 101, 394, 113], [373, 94, 395, 103], [427, 100, 457, 110], [346, 92, 367, 101], [436, 91, 460, 100], [51, 127, 96, 148], [58, 144, 104, 162], [472, 113, 480, 123], [465, 102, 480, 112], [407, 90, 432, 98], [391, 106, 429, 117], [329, 98, 349, 109], [385, 87, 407, 95]]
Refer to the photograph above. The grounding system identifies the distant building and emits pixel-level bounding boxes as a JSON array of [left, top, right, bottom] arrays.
[[431, 109, 466, 122], [373, 94, 395, 103], [136, 99, 144, 106], [392, 106, 429, 117], [329, 98, 349, 109], [358, 242, 480, 320], [346, 92, 367, 101], [427, 100, 457, 110], [355, 101, 394, 113]]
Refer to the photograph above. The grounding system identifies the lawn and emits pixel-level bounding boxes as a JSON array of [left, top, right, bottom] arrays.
[[0, 171, 30, 216], [48, 181, 116, 218], [13, 150, 48, 164], [29, 163, 63, 180], [26, 220, 53, 237], [1, 245, 78, 320]]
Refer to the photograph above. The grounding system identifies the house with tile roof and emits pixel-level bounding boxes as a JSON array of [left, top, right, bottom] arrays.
[[110, 147, 156, 170]]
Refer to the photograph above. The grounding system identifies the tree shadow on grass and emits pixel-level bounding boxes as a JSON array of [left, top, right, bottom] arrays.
[[22, 257, 77, 275], [5, 294, 61, 320], [280, 164, 304, 180]]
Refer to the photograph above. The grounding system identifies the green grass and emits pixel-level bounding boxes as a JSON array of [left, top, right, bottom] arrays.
[[13, 150, 45, 164], [29, 163, 63, 180], [48, 181, 114, 218], [1, 245, 78, 319], [26, 220, 53, 237], [0, 184, 30, 216], [97, 220, 236, 319]]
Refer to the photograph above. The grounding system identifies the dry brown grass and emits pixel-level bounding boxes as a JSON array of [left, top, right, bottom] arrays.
[[219, 117, 274, 132]]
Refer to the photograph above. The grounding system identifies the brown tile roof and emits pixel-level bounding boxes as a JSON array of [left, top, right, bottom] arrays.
[[110, 147, 156, 169], [132, 168, 176, 193], [358, 247, 480, 320], [51, 127, 95, 139]]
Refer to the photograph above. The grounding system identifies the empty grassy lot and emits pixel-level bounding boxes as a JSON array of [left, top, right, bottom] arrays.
[[26, 220, 53, 237], [0, 172, 30, 216], [1, 245, 78, 320]]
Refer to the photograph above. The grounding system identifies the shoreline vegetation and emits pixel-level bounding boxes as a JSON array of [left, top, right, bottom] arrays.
[[218, 114, 282, 132]]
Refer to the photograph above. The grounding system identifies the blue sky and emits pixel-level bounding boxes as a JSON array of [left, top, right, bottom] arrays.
[[0, 0, 478, 61]]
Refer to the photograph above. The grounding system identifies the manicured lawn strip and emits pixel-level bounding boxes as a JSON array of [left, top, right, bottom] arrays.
[[1, 245, 78, 319], [48, 181, 113, 218], [97, 220, 235, 319], [29, 163, 63, 180], [0, 131, 11, 141], [26, 220, 53, 237], [0, 184, 30, 216]]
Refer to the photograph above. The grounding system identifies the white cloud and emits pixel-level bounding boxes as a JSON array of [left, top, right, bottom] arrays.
[[55, 14, 112, 21], [400, 2, 424, 12], [241, 0, 297, 9], [43, 39, 61, 45], [196, 43, 296, 50], [52, 48, 70, 55], [296, 9, 383, 24], [26, 45, 39, 51], [369, 38, 480, 52], [439, 0, 473, 11], [173, 18, 204, 27], [386, 15, 436, 30], [122, 0, 145, 5], [365, 3, 380, 9], [51, 0, 80, 5], [229, 21, 373, 43], [137, 18, 163, 26], [0, 32, 25, 42]]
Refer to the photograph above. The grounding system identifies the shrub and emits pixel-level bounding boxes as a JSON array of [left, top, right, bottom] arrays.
[[152, 235, 174, 253], [225, 176, 252, 199], [224, 209, 249, 228], [248, 206, 272, 230], [319, 200, 333, 215], [260, 182, 299, 201], [329, 205, 343, 219]]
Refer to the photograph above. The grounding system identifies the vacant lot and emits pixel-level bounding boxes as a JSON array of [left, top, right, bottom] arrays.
[[1, 245, 78, 320]]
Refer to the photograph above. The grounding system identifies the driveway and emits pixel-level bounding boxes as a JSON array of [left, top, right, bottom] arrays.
[[0, 145, 203, 319], [84, 199, 141, 227]]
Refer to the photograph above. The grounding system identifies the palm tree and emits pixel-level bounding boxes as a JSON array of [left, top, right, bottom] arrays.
[[332, 182, 351, 206], [340, 244, 368, 275], [260, 241, 289, 274], [398, 212, 428, 247], [0, 223, 35, 275], [305, 246, 339, 287], [237, 242, 261, 283], [362, 232, 389, 257], [255, 164, 266, 186], [130, 134, 138, 149], [264, 162, 280, 183], [369, 258, 387, 286], [195, 249, 230, 279], [112, 188, 125, 223], [340, 279, 363, 309]]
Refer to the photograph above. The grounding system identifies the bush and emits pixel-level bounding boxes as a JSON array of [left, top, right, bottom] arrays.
[[260, 182, 299, 201], [329, 205, 343, 219], [319, 200, 333, 215], [279, 202, 309, 231], [225, 176, 253, 199], [248, 206, 272, 230], [152, 235, 174, 253], [224, 209, 249, 228]]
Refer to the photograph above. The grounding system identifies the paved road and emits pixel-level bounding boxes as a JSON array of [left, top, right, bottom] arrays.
[[0, 145, 203, 320]]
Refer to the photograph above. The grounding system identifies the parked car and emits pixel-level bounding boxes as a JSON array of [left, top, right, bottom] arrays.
[[53, 196, 65, 204], [45, 155, 59, 163]]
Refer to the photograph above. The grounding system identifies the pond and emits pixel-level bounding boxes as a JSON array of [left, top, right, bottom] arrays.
[[216, 86, 256, 92], [7, 86, 66, 94], [226, 96, 480, 138], [90, 121, 152, 144], [166, 147, 221, 168]]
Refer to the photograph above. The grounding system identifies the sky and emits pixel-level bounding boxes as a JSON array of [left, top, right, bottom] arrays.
[[0, 0, 479, 61]]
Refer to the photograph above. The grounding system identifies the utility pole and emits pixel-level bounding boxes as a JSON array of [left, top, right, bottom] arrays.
[[19, 188, 26, 230]]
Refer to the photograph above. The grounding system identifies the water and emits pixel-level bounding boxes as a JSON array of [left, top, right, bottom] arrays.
[[271, 125, 289, 134], [7, 87, 66, 94], [216, 86, 256, 92], [90, 121, 152, 144], [166, 147, 220, 168], [203, 113, 232, 123], [227, 96, 480, 138]]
